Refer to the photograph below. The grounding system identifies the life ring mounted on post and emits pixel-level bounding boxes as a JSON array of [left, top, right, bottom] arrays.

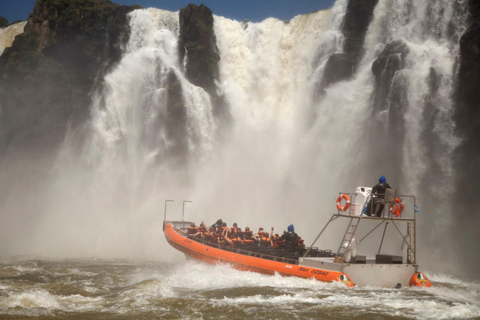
[[390, 198, 405, 216], [336, 194, 350, 212]]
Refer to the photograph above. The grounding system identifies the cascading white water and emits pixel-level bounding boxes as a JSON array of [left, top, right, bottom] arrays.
[[25, 0, 470, 274], [357, 0, 469, 268], [0, 21, 27, 55], [31, 9, 219, 258], [362, 0, 467, 192]]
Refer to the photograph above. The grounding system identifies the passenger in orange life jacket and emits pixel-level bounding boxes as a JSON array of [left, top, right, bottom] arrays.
[[193, 222, 207, 239], [243, 227, 253, 244], [230, 223, 243, 244], [187, 222, 198, 236], [263, 231, 273, 246], [272, 233, 282, 249], [230, 222, 241, 233], [253, 227, 265, 245], [221, 222, 233, 246], [262, 227, 275, 246], [207, 226, 216, 242]]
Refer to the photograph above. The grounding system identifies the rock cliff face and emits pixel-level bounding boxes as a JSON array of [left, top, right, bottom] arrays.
[[159, 3, 227, 166], [178, 3, 226, 119], [0, 0, 140, 154], [371, 40, 409, 113], [178, 4, 219, 95], [319, 0, 378, 90], [342, 0, 379, 70], [0, 1, 227, 158], [454, 1, 480, 218]]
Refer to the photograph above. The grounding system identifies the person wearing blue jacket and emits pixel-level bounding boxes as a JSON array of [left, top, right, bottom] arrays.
[[366, 176, 391, 217], [281, 224, 299, 252]]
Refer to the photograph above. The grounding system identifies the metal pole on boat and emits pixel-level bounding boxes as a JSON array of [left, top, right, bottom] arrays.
[[390, 220, 414, 257], [182, 201, 204, 222], [303, 215, 336, 258], [413, 196, 417, 264], [378, 221, 389, 254], [164, 200, 183, 230]]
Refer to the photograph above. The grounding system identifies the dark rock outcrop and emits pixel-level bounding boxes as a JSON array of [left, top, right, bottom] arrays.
[[454, 1, 480, 204], [315, 0, 378, 93], [451, 0, 480, 274], [360, 41, 409, 185], [469, 0, 480, 19], [165, 70, 189, 167], [342, 0, 379, 70], [371, 40, 409, 113], [321, 53, 354, 89], [150, 3, 228, 168], [0, 0, 140, 154], [178, 4, 219, 93], [177, 3, 227, 119]]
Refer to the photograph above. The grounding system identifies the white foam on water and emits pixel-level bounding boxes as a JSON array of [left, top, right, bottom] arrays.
[[162, 261, 340, 292], [151, 262, 480, 319], [2, 289, 62, 309], [214, 292, 324, 306], [211, 285, 480, 319], [1, 260, 479, 319]]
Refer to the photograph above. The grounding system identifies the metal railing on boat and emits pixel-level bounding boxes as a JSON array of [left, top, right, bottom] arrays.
[[164, 200, 335, 265], [163, 200, 204, 231], [304, 192, 418, 265], [168, 222, 301, 264]]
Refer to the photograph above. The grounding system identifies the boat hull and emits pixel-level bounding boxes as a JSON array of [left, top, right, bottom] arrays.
[[300, 257, 418, 287], [164, 223, 354, 287]]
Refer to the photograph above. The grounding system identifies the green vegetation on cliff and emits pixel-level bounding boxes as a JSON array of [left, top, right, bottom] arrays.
[[0, 0, 140, 153], [0, 16, 8, 28]]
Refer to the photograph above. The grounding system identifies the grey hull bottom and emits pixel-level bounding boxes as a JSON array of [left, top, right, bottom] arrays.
[[300, 257, 418, 287]]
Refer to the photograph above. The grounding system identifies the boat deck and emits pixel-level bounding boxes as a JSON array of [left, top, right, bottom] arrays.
[[169, 222, 338, 265]]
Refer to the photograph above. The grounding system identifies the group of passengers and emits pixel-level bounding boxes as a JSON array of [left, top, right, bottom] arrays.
[[187, 219, 303, 252]]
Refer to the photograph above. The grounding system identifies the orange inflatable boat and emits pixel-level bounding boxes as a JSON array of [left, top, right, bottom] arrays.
[[164, 187, 432, 288], [164, 222, 354, 287]]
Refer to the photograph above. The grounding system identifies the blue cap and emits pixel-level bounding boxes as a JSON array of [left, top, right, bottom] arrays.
[[379, 176, 386, 183], [288, 224, 294, 232]]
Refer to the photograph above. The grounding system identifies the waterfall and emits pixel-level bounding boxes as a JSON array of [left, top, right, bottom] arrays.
[[0, 21, 27, 55], [359, 0, 469, 268], [14, 0, 470, 273]]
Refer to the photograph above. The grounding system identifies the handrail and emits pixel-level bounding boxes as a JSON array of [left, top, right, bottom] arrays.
[[311, 191, 418, 263], [182, 200, 204, 222], [164, 200, 183, 230], [303, 215, 339, 258]]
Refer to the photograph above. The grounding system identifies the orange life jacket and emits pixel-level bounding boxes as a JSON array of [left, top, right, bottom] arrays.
[[243, 230, 253, 239]]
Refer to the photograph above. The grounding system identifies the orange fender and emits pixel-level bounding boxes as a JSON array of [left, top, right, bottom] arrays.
[[410, 272, 431, 287]]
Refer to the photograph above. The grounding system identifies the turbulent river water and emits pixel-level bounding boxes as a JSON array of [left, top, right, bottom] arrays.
[[1, 259, 479, 319]]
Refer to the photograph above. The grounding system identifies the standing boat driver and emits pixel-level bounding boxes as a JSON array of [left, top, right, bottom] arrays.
[[366, 175, 391, 217]]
